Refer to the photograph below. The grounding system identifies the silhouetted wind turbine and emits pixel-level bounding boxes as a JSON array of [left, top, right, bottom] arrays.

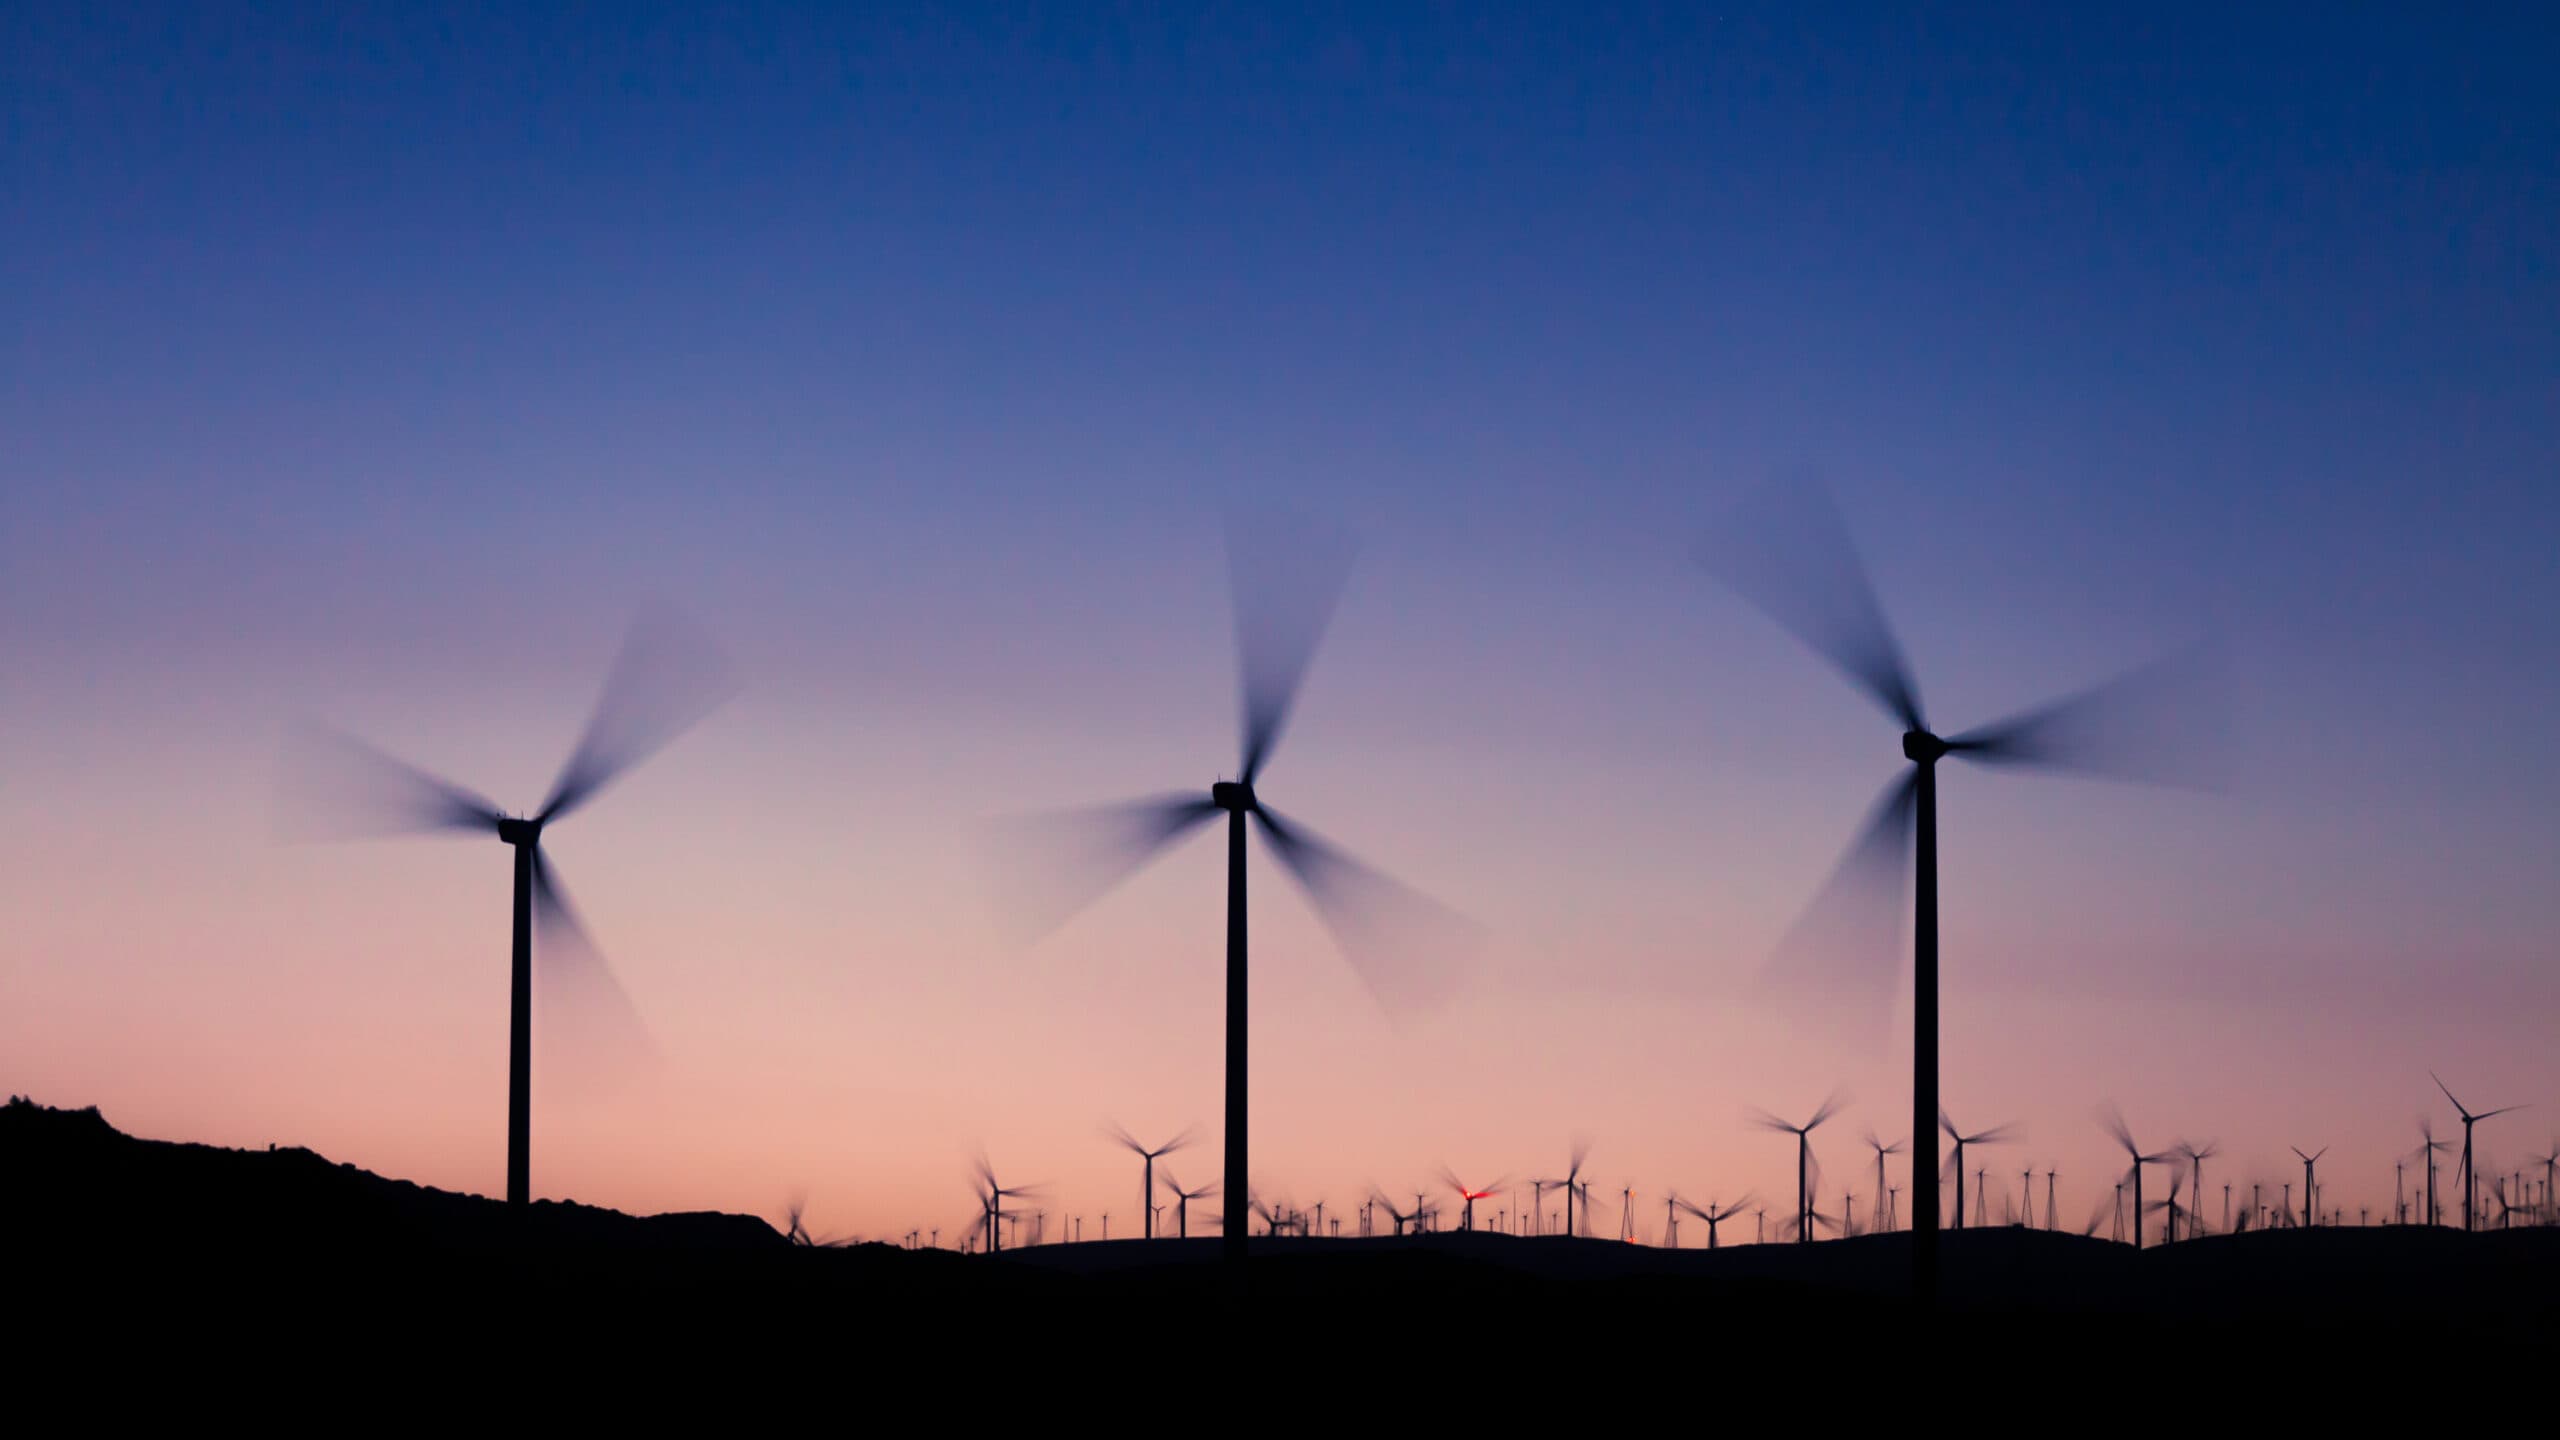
[[1863, 1129, 1905, 1234], [1440, 1167, 1508, 1233], [1533, 1140, 1595, 1239], [1107, 1122, 1194, 1240], [783, 1196, 843, 1248], [1939, 1111, 2016, 1233], [1700, 481, 2219, 1300], [285, 614, 736, 1205], [2177, 1140, 2221, 1236], [2145, 1161, 2191, 1243], [973, 1155, 1039, 1255], [2414, 1119, 2452, 1226], [1679, 1193, 1755, 1249], [1755, 1095, 1844, 1243], [1161, 1169, 1217, 1239], [2289, 1146, 2327, 1230], [1004, 515, 1466, 1266], [1372, 1189, 1425, 1238], [2101, 1107, 2173, 1249], [2433, 1072, 2524, 1234]]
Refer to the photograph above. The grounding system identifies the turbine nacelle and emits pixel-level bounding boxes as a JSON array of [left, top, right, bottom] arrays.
[[1210, 780, 1257, 813], [1901, 730, 1947, 764], [495, 817, 541, 846]]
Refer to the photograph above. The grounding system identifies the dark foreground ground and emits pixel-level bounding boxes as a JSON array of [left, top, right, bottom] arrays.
[[9, 1097, 2552, 1404]]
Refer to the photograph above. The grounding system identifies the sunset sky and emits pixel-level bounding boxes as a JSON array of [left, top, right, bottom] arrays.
[[5, 5, 2555, 1243]]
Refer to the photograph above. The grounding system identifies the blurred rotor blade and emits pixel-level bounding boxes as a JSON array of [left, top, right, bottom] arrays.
[[531, 846, 659, 1087], [1754, 771, 1916, 1039], [1253, 805, 1472, 1021], [1228, 508, 1358, 784], [1968, 1122, 2021, 1147], [537, 610, 740, 824], [2097, 1103, 2139, 1158], [276, 722, 503, 839], [1943, 648, 2227, 788], [1805, 1092, 1849, 1132], [1696, 477, 1924, 731], [988, 793, 1222, 943]]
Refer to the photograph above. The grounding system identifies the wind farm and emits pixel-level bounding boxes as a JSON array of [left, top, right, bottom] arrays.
[[8, 0, 2558, 1398]]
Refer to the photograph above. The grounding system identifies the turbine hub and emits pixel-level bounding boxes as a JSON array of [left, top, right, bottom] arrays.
[[1902, 729, 1947, 764], [1210, 780, 1256, 813], [495, 817, 540, 846]]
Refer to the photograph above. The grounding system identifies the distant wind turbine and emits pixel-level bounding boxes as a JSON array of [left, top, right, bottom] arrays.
[[1939, 1110, 2016, 1233], [1439, 1167, 1508, 1233], [2177, 1140, 2221, 1236], [1755, 1095, 1845, 1244], [972, 1155, 1039, 1255], [2290, 1147, 2328, 1230], [1107, 1123, 1194, 1239], [2100, 1106, 2174, 1249], [2433, 1072, 2524, 1234], [1533, 1140, 1596, 1239], [1160, 1169, 1217, 1238], [1863, 1129, 1905, 1234]]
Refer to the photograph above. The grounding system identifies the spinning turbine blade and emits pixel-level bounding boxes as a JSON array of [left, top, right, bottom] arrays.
[[1253, 803, 1469, 1019], [1696, 477, 1924, 731], [277, 723, 503, 838], [995, 794, 1222, 941], [1228, 509, 1357, 783], [539, 610, 741, 824], [531, 846, 657, 1076], [1943, 649, 2226, 787], [1757, 771, 1916, 1033]]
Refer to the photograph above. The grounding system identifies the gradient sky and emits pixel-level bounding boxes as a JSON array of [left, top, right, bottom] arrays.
[[5, 4, 2556, 1243]]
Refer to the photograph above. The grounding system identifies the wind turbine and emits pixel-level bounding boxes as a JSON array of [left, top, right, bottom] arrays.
[[2145, 1161, 2191, 1243], [1700, 480, 2218, 1300], [1938, 1111, 2016, 1233], [1439, 1167, 1508, 1233], [1107, 1123, 1194, 1239], [2289, 1147, 2328, 1230], [2433, 1072, 2524, 1234], [1160, 1169, 1217, 1239], [1005, 514, 1465, 1266], [285, 614, 736, 1205], [1754, 1095, 1844, 1243], [2414, 1119, 2453, 1226], [1533, 1141, 1596, 1239], [782, 1197, 843, 1249], [1372, 1189, 1425, 1238], [2100, 1107, 2174, 1249], [1863, 1129, 1905, 1234], [2177, 1140, 2221, 1236], [973, 1155, 1039, 1255]]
